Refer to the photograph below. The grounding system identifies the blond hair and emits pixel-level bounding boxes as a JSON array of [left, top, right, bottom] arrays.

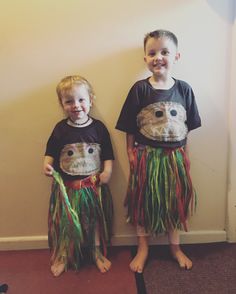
[[56, 75, 96, 104]]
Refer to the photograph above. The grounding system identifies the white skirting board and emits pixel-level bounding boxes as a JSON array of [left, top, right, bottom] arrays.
[[0, 236, 49, 251], [112, 230, 228, 245], [0, 230, 232, 251]]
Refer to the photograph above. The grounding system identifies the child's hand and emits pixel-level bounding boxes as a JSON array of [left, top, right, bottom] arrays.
[[44, 163, 54, 177], [99, 170, 112, 184], [128, 149, 135, 170], [126, 134, 135, 169]]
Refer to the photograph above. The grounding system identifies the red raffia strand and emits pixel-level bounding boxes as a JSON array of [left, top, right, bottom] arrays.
[[125, 146, 195, 234], [53, 171, 83, 233], [171, 151, 187, 232], [137, 148, 147, 224], [180, 148, 194, 215]]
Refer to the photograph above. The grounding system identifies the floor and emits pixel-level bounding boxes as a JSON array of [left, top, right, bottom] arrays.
[[0, 246, 137, 294]]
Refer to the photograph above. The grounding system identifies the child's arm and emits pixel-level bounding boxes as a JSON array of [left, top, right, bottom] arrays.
[[43, 155, 54, 176], [126, 133, 135, 165], [99, 159, 113, 184]]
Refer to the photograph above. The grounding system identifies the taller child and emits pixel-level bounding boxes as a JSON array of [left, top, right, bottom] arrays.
[[44, 75, 114, 276], [116, 30, 201, 273]]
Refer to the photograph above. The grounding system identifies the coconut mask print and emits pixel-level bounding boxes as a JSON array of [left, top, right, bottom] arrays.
[[137, 101, 188, 142], [60, 142, 101, 176]]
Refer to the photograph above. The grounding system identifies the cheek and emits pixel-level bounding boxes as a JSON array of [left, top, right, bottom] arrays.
[[62, 105, 70, 112], [84, 102, 91, 109]]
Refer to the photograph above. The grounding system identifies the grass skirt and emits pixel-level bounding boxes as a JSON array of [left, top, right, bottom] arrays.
[[125, 145, 196, 235], [48, 172, 113, 270]]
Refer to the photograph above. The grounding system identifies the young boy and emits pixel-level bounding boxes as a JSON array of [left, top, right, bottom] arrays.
[[116, 30, 201, 273], [44, 75, 114, 276]]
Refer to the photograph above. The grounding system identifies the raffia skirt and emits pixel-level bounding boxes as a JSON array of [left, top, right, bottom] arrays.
[[125, 145, 196, 235], [48, 172, 113, 270]]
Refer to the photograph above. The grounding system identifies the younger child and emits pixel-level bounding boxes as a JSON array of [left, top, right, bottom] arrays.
[[44, 75, 114, 276], [116, 30, 201, 273]]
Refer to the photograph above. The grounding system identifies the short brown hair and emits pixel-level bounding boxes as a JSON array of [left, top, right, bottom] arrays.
[[144, 29, 178, 51]]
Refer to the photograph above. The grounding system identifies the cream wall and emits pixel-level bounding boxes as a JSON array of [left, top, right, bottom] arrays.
[[0, 0, 235, 249], [227, 1, 236, 242]]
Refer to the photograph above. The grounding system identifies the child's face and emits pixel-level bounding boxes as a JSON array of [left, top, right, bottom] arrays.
[[60, 84, 91, 123], [144, 37, 180, 78]]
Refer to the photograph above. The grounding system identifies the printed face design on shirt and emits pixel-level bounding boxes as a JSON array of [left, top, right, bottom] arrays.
[[60, 142, 101, 176], [137, 101, 188, 142]]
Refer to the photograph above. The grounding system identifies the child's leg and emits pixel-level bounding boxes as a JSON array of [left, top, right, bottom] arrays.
[[130, 225, 149, 273], [94, 227, 111, 273], [168, 229, 192, 270]]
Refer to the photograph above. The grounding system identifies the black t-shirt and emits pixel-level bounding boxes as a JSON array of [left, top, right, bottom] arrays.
[[45, 118, 114, 180], [116, 78, 201, 148]]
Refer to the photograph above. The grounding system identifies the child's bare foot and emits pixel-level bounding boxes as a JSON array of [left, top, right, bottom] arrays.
[[130, 248, 148, 273], [51, 261, 66, 277], [95, 251, 112, 273], [130, 236, 149, 273], [170, 244, 192, 270]]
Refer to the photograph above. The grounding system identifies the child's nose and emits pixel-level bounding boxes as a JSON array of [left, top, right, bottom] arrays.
[[74, 101, 81, 108], [154, 53, 162, 60]]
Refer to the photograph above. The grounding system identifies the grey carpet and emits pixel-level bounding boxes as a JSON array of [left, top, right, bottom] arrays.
[[143, 242, 236, 294]]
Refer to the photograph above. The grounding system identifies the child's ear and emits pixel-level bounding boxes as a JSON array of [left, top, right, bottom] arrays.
[[174, 52, 180, 63]]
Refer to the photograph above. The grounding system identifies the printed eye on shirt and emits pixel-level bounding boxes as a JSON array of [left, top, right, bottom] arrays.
[[60, 142, 101, 176], [137, 101, 188, 142]]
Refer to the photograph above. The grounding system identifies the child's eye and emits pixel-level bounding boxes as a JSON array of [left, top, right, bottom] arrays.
[[162, 49, 169, 56], [79, 98, 84, 102], [65, 100, 72, 104], [148, 51, 156, 57]]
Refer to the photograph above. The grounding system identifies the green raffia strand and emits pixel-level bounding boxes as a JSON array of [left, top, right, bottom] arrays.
[[100, 184, 113, 240], [49, 171, 113, 270], [52, 170, 83, 241], [52, 170, 83, 268], [126, 147, 195, 235]]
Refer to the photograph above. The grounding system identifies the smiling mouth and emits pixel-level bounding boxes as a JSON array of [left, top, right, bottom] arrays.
[[154, 63, 164, 67]]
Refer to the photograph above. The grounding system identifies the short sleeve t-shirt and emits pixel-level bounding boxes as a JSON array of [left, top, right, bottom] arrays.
[[116, 78, 201, 148], [45, 118, 114, 180]]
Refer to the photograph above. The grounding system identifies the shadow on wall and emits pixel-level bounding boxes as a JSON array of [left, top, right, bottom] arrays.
[[0, 46, 146, 170], [207, 0, 236, 23], [0, 46, 147, 235]]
